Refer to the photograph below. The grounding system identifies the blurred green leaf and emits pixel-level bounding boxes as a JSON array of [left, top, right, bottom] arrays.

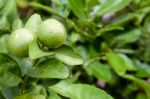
[[47, 89, 61, 99], [0, 16, 9, 31], [13, 58, 32, 77], [12, 18, 23, 31], [0, 71, 21, 87], [29, 40, 54, 59], [135, 60, 150, 77], [65, 84, 113, 99], [69, 0, 87, 20], [28, 59, 69, 79], [50, 79, 72, 96], [110, 13, 137, 26], [86, 0, 100, 11], [55, 45, 84, 65], [0, 0, 18, 23], [25, 14, 42, 34], [106, 52, 135, 75], [0, 34, 9, 53], [1, 86, 19, 99], [0, 53, 17, 71], [50, 80, 113, 99], [91, 0, 131, 17], [97, 25, 124, 36], [113, 29, 141, 45], [52, 0, 70, 17], [85, 60, 112, 82]]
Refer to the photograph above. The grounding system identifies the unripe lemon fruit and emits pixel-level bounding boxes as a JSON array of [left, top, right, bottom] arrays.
[[38, 19, 67, 48], [7, 28, 35, 57]]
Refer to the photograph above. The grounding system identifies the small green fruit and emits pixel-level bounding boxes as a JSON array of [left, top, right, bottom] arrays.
[[38, 19, 67, 48], [7, 28, 35, 57]]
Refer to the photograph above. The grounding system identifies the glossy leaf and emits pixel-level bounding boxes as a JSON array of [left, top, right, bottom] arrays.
[[29, 40, 54, 59], [50, 80, 113, 99], [65, 84, 113, 99], [27, 59, 69, 79], [55, 45, 84, 65]]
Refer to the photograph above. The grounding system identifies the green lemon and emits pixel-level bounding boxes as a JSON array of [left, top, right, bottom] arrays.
[[38, 19, 67, 48], [7, 28, 35, 57]]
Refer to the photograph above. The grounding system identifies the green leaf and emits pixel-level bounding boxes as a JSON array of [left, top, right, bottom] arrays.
[[50, 80, 113, 99], [135, 60, 150, 77], [0, 71, 21, 87], [65, 84, 113, 99], [0, 16, 9, 31], [91, 0, 131, 17], [12, 18, 23, 31], [106, 52, 126, 75], [118, 54, 135, 71], [86, 0, 100, 11], [25, 13, 42, 34], [69, 0, 87, 20], [52, 0, 70, 17], [113, 29, 141, 45], [27, 59, 69, 79], [47, 89, 61, 99], [14, 93, 46, 99], [97, 25, 124, 36], [91, 61, 112, 82], [106, 52, 135, 75], [11, 57, 32, 76], [55, 45, 84, 65], [0, 34, 9, 53], [1, 86, 19, 99], [29, 40, 54, 59], [110, 13, 137, 26], [50, 79, 72, 97], [0, 0, 18, 23], [0, 53, 17, 71]]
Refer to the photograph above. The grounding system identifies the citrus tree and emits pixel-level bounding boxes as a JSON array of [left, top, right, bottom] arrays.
[[0, 0, 150, 99]]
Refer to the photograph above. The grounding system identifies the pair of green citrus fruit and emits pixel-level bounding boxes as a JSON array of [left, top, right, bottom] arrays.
[[7, 19, 67, 58]]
